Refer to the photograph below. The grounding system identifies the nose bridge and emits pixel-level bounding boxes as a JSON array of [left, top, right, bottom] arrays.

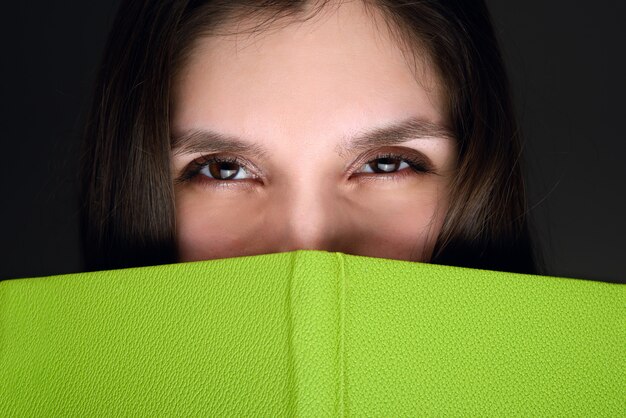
[[276, 179, 340, 252]]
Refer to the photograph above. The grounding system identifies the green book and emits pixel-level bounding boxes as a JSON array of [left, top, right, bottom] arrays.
[[1, 250, 624, 416]]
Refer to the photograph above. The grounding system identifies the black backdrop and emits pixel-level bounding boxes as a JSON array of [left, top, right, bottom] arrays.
[[1, 1, 624, 283]]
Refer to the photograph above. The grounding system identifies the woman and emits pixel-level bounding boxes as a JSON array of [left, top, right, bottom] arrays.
[[80, 0, 543, 275]]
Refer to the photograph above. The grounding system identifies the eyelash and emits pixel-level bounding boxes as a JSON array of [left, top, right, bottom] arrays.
[[176, 152, 432, 189]]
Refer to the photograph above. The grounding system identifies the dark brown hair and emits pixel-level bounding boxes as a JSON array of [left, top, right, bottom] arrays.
[[80, 0, 544, 274]]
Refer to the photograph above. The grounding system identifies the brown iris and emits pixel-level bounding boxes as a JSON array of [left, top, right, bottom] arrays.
[[368, 157, 402, 173], [207, 161, 241, 180]]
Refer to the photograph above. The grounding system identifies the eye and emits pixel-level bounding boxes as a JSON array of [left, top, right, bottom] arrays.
[[198, 157, 252, 181], [175, 151, 432, 189], [175, 155, 257, 189], [355, 153, 431, 176]]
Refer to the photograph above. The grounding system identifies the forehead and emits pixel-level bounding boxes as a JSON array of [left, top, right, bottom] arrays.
[[170, 0, 446, 146]]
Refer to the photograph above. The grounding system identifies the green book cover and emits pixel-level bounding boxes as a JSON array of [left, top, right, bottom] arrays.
[[1, 250, 624, 416]]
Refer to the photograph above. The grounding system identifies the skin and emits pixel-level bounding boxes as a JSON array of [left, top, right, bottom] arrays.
[[170, 0, 457, 263]]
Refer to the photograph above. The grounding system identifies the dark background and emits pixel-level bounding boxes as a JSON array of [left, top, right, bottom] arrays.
[[1, 1, 624, 283]]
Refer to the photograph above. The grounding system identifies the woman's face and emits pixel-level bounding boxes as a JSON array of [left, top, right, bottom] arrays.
[[170, 1, 457, 263]]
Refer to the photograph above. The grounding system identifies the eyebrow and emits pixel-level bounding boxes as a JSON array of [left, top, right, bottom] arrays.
[[171, 117, 455, 158]]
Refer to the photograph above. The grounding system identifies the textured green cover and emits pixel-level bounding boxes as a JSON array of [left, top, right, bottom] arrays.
[[1, 250, 624, 416]]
